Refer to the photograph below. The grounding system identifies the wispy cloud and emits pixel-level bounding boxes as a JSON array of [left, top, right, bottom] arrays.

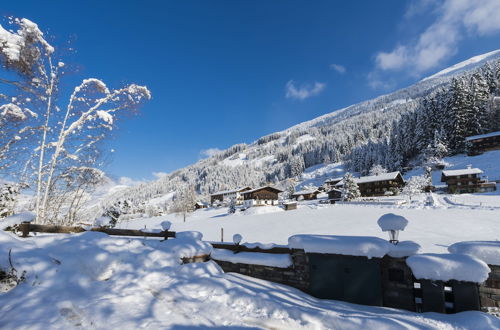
[[200, 147, 222, 158], [372, 0, 500, 82], [330, 64, 346, 74], [285, 80, 326, 100], [152, 171, 168, 179], [118, 176, 145, 186]]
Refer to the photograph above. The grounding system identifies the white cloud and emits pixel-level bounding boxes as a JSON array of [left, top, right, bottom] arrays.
[[374, 0, 500, 75], [285, 80, 326, 100], [118, 176, 145, 186], [329, 64, 346, 74], [200, 147, 222, 158], [152, 171, 168, 179]]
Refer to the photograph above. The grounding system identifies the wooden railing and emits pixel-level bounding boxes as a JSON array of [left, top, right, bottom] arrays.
[[15, 222, 175, 239]]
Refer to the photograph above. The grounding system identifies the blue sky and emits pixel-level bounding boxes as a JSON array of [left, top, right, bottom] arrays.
[[3, 1, 500, 183]]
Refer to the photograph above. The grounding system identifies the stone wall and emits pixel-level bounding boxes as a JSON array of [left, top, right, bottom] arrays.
[[480, 264, 500, 315], [210, 248, 494, 314], [211, 249, 310, 291]]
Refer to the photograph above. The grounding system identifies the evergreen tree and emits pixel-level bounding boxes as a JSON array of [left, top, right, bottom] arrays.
[[341, 173, 360, 201]]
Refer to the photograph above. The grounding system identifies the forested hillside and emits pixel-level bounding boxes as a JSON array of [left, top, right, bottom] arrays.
[[100, 52, 500, 216]]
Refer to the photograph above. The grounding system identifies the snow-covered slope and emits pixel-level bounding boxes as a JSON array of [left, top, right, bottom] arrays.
[[101, 51, 500, 216], [423, 49, 500, 81]]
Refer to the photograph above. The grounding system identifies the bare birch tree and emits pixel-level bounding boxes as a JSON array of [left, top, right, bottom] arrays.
[[0, 17, 151, 224]]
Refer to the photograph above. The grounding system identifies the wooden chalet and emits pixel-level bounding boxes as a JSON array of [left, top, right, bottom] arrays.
[[210, 186, 252, 205], [466, 131, 500, 155], [291, 189, 320, 201], [327, 188, 342, 203], [324, 177, 342, 190], [242, 186, 283, 207], [440, 167, 492, 194], [194, 201, 208, 210], [335, 171, 405, 197]]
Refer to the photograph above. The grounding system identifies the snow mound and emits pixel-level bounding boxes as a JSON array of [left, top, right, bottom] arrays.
[[448, 241, 500, 266], [211, 249, 292, 268], [243, 206, 284, 216], [288, 235, 391, 259], [377, 213, 409, 231], [176, 231, 203, 240], [0, 211, 35, 230], [406, 253, 491, 283], [242, 242, 284, 250], [388, 241, 421, 258]]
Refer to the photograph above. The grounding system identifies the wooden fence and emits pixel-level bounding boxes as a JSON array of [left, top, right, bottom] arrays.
[[15, 222, 176, 240]]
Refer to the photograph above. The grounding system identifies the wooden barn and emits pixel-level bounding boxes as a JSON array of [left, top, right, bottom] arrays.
[[440, 167, 494, 194], [194, 201, 208, 210], [466, 131, 500, 155], [242, 186, 283, 208], [324, 177, 342, 190], [335, 171, 405, 197], [327, 189, 342, 202], [291, 189, 320, 201]]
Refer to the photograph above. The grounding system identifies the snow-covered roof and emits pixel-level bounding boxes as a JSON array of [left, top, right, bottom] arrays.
[[448, 241, 500, 266], [406, 253, 490, 283], [465, 130, 500, 141], [211, 186, 251, 196], [335, 171, 402, 186], [211, 249, 292, 268], [324, 177, 343, 183], [292, 189, 319, 196], [441, 168, 483, 177], [242, 186, 283, 194]]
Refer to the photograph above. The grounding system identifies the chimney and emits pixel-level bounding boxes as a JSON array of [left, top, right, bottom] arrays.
[[466, 164, 472, 169]]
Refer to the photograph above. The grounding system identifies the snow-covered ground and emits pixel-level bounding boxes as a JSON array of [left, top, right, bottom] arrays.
[[118, 198, 500, 254], [0, 229, 498, 329]]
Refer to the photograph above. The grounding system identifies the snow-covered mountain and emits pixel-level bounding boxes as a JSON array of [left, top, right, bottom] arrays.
[[99, 50, 500, 215]]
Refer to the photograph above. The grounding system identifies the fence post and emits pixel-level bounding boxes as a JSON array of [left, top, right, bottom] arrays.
[[19, 222, 30, 238]]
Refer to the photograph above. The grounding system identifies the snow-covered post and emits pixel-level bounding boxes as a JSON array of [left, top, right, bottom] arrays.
[[377, 213, 409, 245], [233, 233, 242, 246], [161, 221, 172, 240]]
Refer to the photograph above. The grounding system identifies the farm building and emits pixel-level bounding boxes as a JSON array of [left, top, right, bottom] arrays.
[[242, 186, 283, 208], [465, 131, 500, 155], [291, 189, 320, 201], [324, 177, 342, 190], [441, 167, 496, 194], [210, 187, 252, 205], [194, 201, 208, 210], [335, 171, 405, 197], [327, 189, 342, 202]]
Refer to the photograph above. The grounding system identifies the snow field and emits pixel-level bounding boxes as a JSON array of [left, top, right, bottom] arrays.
[[120, 203, 500, 254], [0, 229, 499, 329]]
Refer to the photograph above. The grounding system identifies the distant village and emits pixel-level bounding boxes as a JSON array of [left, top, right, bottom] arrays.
[[201, 130, 500, 210]]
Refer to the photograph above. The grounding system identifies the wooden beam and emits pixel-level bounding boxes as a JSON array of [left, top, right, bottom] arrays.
[[211, 243, 291, 254], [15, 222, 175, 239]]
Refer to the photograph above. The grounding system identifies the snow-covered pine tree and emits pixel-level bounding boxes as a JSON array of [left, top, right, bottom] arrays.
[[228, 197, 236, 214], [0, 183, 20, 218], [341, 172, 360, 201], [369, 164, 388, 176], [402, 175, 427, 201]]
